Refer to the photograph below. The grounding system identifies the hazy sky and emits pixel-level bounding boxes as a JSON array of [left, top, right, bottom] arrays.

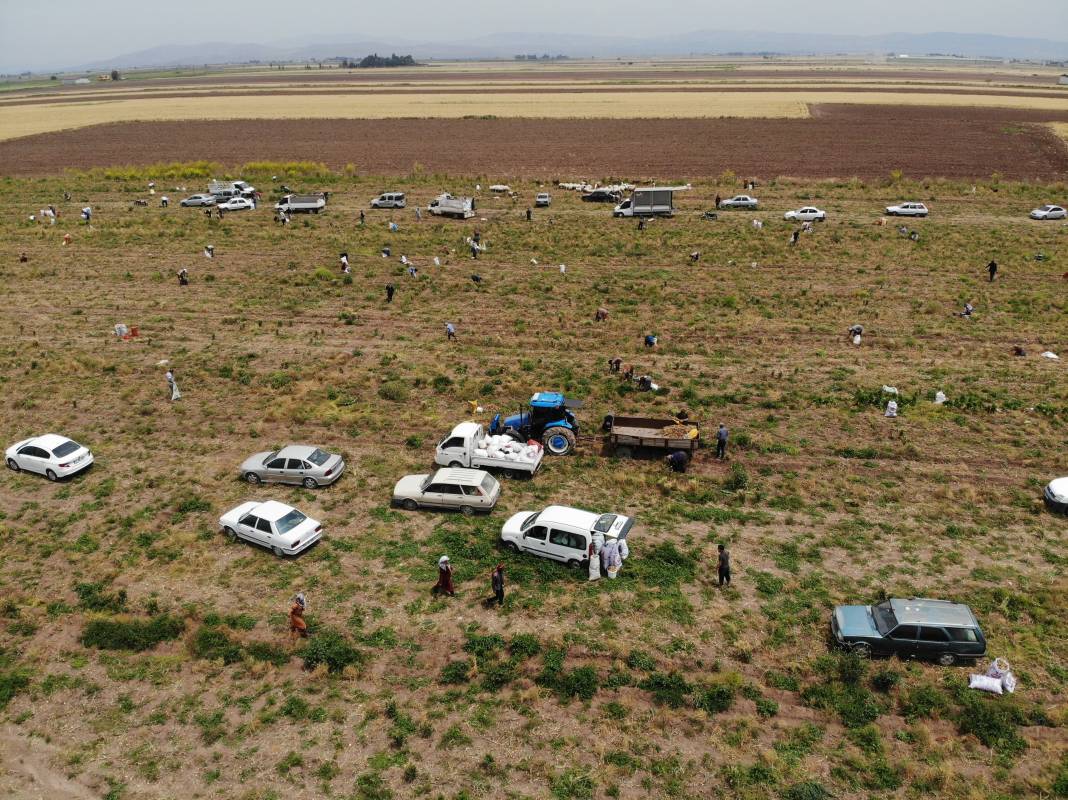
[[3, 0, 1067, 72]]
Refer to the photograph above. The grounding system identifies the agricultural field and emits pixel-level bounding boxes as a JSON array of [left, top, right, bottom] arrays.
[[0, 161, 1066, 800]]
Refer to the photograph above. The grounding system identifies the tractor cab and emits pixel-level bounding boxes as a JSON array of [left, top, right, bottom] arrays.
[[490, 392, 582, 455]]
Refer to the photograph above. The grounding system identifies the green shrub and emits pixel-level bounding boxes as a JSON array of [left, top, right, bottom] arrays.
[[81, 615, 184, 651], [378, 381, 409, 402], [551, 768, 595, 800], [558, 666, 598, 701], [782, 781, 832, 800], [0, 668, 30, 709], [74, 581, 127, 613], [440, 660, 471, 684], [300, 629, 363, 673], [190, 626, 243, 664], [870, 668, 900, 693], [955, 695, 1027, 755], [836, 652, 867, 685], [281, 694, 311, 720], [639, 671, 692, 708], [245, 641, 289, 666], [463, 631, 505, 658], [723, 463, 749, 491], [480, 660, 517, 692], [626, 650, 656, 671], [755, 697, 779, 718], [695, 683, 735, 714], [508, 633, 541, 659], [900, 683, 949, 719]]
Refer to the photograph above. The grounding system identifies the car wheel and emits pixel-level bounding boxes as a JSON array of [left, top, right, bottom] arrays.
[[302, 477, 318, 489], [449, 461, 464, 469], [505, 541, 520, 553], [224, 527, 238, 543], [502, 469, 519, 480], [459, 505, 475, 517], [46, 469, 58, 482], [937, 652, 956, 667], [566, 559, 580, 570], [272, 546, 284, 557], [851, 642, 872, 659], [6, 458, 19, 472], [402, 499, 418, 511], [245, 472, 261, 485]]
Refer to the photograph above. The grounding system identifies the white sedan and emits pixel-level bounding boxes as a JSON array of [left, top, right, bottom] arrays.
[[6, 434, 94, 480], [219, 500, 322, 557], [1030, 204, 1066, 220], [784, 206, 826, 222], [885, 202, 928, 217], [217, 197, 254, 212]]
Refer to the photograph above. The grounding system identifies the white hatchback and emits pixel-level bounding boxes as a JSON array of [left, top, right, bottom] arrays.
[[6, 434, 93, 480], [219, 500, 322, 557]]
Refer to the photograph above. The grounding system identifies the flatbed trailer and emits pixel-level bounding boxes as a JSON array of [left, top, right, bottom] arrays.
[[606, 415, 700, 456]]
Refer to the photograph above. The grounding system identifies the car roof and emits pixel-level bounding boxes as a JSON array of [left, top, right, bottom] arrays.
[[888, 598, 976, 627], [431, 468, 492, 485], [537, 505, 600, 530], [255, 500, 298, 521], [450, 422, 481, 438], [276, 445, 320, 459], [31, 433, 74, 450]]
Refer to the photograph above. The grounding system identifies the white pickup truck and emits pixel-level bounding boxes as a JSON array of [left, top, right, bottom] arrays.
[[276, 193, 326, 214], [435, 422, 543, 478]]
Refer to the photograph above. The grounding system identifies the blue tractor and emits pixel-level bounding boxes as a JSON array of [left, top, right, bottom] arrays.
[[490, 391, 582, 455]]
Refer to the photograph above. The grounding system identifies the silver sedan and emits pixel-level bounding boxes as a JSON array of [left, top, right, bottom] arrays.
[[240, 445, 344, 488]]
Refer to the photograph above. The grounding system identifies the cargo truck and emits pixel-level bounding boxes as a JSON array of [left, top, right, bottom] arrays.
[[427, 193, 476, 219], [613, 187, 680, 218]]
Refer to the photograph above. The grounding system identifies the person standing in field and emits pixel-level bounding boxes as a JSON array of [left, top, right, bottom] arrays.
[[987, 260, 998, 282], [289, 593, 309, 641], [717, 544, 731, 587], [445, 322, 456, 341], [386, 283, 395, 303], [165, 369, 181, 401], [433, 556, 455, 597], [716, 423, 728, 460], [490, 563, 505, 607]]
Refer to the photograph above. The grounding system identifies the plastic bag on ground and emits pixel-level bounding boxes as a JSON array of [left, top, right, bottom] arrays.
[[934, 391, 947, 405], [882, 385, 898, 395], [1041, 351, 1059, 360], [969, 674, 1003, 694]]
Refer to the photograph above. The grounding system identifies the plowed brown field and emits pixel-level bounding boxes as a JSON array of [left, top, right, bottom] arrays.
[[2, 103, 1067, 180]]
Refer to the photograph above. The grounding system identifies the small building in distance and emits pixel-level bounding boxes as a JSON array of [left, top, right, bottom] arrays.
[[1059, 74, 1068, 85]]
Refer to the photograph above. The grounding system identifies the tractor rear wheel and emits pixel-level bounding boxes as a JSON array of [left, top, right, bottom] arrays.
[[543, 427, 576, 456]]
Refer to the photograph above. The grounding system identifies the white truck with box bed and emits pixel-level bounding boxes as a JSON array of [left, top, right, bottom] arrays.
[[276, 193, 326, 214], [435, 422, 543, 477]]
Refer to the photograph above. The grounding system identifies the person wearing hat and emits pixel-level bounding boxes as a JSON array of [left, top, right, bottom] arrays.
[[433, 556, 455, 597], [289, 593, 308, 641]]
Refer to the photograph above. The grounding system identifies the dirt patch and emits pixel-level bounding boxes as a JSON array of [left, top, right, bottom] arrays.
[[0, 726, 96, 800], [1, 104, 1066, 180]]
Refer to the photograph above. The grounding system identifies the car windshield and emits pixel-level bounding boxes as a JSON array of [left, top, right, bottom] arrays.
[[52, 440, 81, 457], [593, 514, 617, 533], [307, 448, 331, 466], [275, 509, 307, 534], [480, 474, 497, 493], [1041, 205, 1054, 211], [520, 512, 540, 531], [261, 451, 278, 465], [872, 601, 897, 635]]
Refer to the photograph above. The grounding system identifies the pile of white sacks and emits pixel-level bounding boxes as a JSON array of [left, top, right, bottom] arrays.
[[474, 434, 541, 463]]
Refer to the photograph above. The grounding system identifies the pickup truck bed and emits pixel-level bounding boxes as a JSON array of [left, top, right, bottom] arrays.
[[607, 416, 700, 454]]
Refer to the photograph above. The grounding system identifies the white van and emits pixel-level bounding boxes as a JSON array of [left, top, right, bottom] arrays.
[[371, 192, 406, 209]]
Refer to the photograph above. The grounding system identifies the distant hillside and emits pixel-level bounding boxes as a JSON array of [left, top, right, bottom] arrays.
[[61, 29, 1068, 73]]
